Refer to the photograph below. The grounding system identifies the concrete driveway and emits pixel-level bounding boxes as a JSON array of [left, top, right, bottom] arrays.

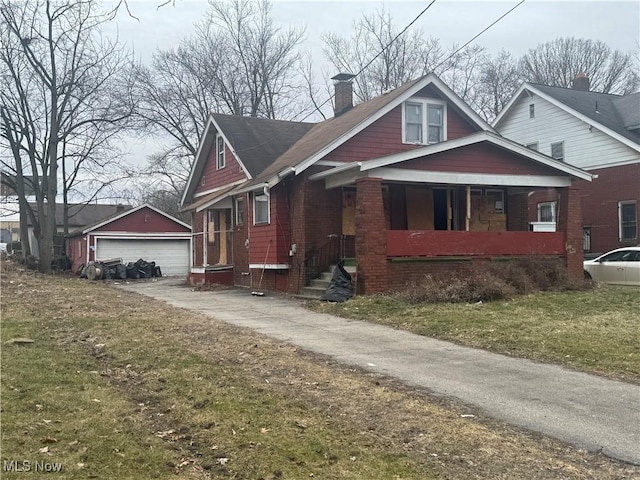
[[116, 279, 640, 465]]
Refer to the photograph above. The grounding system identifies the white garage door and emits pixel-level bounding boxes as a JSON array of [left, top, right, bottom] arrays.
[[96, 238, 189, 276]]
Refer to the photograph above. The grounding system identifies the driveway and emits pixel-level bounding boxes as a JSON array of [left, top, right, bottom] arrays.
[[116, 279, 640, 465]]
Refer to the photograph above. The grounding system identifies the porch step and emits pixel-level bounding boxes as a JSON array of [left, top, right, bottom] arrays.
[[297, 285, 327, 300]]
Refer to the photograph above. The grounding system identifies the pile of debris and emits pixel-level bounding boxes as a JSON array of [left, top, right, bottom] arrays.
[[81, 258, 162, 281]]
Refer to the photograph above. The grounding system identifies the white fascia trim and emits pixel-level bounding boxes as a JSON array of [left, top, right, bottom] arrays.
[[181, 116, 253, 207], [82, 203, 191, 234], [193, 179, 246, 198], [233, 182, 268, 195], [91, 232, 192, 239], [315, 160, 349, 167], [248, 263, 291, 270], [494, 84, 640, 154], [492, 83, 528, 127], [582, 158, 640, 171], [308, 162, 362, 181], [357, 131, 592, 181], [182, 115, 216, 207], [374, 167, 572, 187], [293, 74, 495, 177]]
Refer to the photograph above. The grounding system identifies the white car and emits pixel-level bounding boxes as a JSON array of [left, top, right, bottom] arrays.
[[583, 247, 640, 285]]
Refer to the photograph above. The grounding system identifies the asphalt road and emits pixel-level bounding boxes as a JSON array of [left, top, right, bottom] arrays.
[[116, 279, 640, 465]]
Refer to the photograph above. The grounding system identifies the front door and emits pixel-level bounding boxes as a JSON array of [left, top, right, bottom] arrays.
[[206, 209, 232, 265]]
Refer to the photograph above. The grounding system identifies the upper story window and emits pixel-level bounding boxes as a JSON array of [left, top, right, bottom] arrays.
[[551, 141, 564, 161], [529, 104, 535, 118], [216, 135, 225, 169], [403, 99, 446, 145]]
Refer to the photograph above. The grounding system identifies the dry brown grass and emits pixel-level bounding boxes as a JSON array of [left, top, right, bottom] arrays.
[[2, 258, 639, 479]]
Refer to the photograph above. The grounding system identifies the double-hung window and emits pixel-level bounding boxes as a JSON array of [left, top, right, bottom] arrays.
[[254, 193, 269, 225], [537, 201, 556, 223], [216, 135, 225, 169], [235, 197, 244, 226], [403, 99, 446, 145], [619, 201, 637, 242]]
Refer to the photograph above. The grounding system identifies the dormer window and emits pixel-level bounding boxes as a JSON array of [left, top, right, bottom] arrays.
[[216, 135, 225, 169], [402, 99, 446, 145]]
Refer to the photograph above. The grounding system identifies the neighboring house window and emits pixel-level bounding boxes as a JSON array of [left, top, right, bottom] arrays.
[[550, 141, 564, 161], [526, 142, 538, 151], [235, 197, 244, 226], [619, 201, 637, 241], [201, 175, 205, 186], [254, 193, 269, 225], [403, 99, 446, 145], [216, 135, 225, 169], [529, 104, 535, 118], [537, 201, 556, 223]]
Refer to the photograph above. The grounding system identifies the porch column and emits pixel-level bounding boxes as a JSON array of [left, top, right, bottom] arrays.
[[558, 185, 583, 280], [355, 177, 388, 293]]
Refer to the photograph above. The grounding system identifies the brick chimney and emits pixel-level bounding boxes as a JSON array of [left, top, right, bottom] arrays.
[[332, 73, 355, 116], [571, 73, 590, 91]]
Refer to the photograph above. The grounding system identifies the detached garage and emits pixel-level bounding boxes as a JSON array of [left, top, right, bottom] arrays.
[[68, 205, 191, 276]]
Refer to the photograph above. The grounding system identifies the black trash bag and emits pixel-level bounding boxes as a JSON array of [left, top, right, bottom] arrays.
[[154, 265, 162, 277], [135, 258, 153, 279], [321, 261, 353, 303], [126, 262, 139, 279], [115, 263, 127, 280], [102, 264, 113, 280]]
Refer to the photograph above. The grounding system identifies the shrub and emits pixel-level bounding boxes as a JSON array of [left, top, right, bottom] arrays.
[[396, 257, 593, 304]]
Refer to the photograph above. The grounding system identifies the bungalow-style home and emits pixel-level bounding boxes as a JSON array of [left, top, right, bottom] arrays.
[[67, 204, 191, 276], [181, 73, 592, 295], [493, 75, 639, 255]]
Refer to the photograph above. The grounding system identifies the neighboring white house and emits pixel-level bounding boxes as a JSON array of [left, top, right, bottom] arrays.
[[493, 76, 640, 254]]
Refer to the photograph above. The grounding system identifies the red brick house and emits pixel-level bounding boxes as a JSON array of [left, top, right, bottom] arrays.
[[181, 73, 592, 294], [493, 77, 639, 255], [67, 204, 191, 276]]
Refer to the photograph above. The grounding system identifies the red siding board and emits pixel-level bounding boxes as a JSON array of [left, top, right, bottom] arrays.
[[398, 143, 560, 176], [387, 230, 567, 257], [94, 207, 189, 233], [323, 102, 478, 164], [195, 144, 247, 195]]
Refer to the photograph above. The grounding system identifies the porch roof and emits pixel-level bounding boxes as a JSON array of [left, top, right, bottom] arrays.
[[182, 184, 237, 213], [309, 131, 593, 189]]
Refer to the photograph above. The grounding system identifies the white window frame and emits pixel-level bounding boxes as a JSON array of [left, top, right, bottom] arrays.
[[618, 200, 637, 241], [216, 134, 225, 170], [253, 193, 270, 225], [529, 103, 535, 118], [537, 201, 557, 223], [402, 98, 447, 145], [550, 141, 564, 161], [235, 196, 244, 226], [485, 188, 505, 214]]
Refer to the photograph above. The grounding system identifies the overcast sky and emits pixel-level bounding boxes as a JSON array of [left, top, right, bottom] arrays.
[[107, 0, 639, 167]]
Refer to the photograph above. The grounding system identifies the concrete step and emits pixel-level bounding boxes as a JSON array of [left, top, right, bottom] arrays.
[[298, 285, 326, 300], [310, 278, 331, 289]]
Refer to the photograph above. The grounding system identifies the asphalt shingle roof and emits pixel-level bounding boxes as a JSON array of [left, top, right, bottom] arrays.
[[531, 84, 640, 145]]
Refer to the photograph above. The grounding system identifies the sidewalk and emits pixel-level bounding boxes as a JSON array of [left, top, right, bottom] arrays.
[[116, 279, 640, 465]]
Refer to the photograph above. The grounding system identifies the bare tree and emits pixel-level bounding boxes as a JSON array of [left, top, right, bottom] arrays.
[[520, 37, 639, 94], [0, 0, 135, 271], [133, 0, 307, 201], [475, 50, 521, 122]]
